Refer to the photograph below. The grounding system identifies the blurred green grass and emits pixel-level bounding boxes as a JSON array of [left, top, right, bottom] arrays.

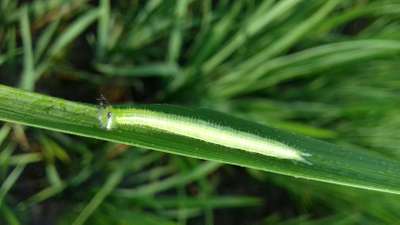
[[1, 0, 400, 224]]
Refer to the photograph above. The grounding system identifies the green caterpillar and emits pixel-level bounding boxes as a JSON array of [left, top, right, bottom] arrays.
[[98, 103, 311, 164]]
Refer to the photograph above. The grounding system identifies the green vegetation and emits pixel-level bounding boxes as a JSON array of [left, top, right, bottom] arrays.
[[1, 0, 400, 224]]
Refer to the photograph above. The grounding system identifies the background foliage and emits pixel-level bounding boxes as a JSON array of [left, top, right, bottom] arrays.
[[1, 0, 400, 224]]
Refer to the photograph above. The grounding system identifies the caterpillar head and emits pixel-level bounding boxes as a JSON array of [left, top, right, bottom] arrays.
[[97, 96, 115, 130]]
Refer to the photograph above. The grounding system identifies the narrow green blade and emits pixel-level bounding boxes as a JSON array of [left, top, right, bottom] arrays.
[[1, 84, 400, 195]]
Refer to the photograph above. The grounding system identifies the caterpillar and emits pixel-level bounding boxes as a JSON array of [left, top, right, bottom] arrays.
[[98, 102, 311, 164]]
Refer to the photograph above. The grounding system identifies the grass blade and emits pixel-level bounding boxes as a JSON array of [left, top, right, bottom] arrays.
[[168, 0, 189, 63], [19, 6, 35, 91], [0, 164, 25, 208], [0, 204, 21, 225], [95, 63, 180, 77], [1, 84, 400, 195], [97, 0, 110, 60], [203, 0, 302, 73], [115, 161, 220, 198], [47, 9, 99, 58], [223, 0, 341, 83], [34, 19, 60, 62], [71, 168, 124, 225], [135, 196, 262, 209]]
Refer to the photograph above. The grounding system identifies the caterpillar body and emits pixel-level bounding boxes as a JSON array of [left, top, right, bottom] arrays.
[[98, 104, 311, 164]]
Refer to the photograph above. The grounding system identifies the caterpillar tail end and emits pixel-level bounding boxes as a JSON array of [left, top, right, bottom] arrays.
[[297, 152, 313, 165]]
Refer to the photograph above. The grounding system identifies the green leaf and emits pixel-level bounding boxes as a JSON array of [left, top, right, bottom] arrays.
[[96, 0, 110, 60], [134, 196, 262, 209], [0, 203, 21, 225], [72, 168, 124, 225], [167, 0, 189, 63], [223, 0, 342, 84], [1, 84, 400, 195], [115, 161, 220, 198], [203, 0, 301, 73], [95, 62, 180, 77], [214, 39, 400, 98], [34, 19, 60, 63], [47, 9, 99, 58], [0, 164, 25, 208], [19, 6, 35, 91]]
